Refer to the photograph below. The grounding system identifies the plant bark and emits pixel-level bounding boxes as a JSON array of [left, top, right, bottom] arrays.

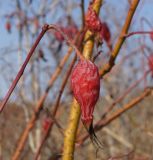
[[62, 1, 103, 160]]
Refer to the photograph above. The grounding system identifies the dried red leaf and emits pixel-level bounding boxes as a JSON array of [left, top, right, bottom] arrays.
[[150, 32, 153, 41], [5, 21, 11, 33], [42, 118, 51, 132], [54, 26, 65, 42], [71, 60, 100, 129], [85, 5, 112, 50], [34, 18, 39, 29], [65, 25, 78, 40], [148, 54, 153, 75], [100, 22, 111, 43], [96, 22, 112, 50], [54, 25, 78, 42]]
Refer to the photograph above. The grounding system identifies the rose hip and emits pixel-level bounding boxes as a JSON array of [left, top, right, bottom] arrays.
[[85, 5, 102, 33], [71, 60, 100, 130], [71, 60, 103, 149], [85, 5, 112, 50]]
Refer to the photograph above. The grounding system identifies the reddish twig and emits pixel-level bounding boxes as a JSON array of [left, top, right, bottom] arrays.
[[11, 47, 77, 160], [108, 150, 134, 160], [49, 24, 85, 60], [34, 29, 86, 160], [34, 54, 77, 160], [124, 31, 153, 38], [0, 24, 49, 113], [11, 26, 85, 160], [11, 26, 82, 160], [34, 111, 64, 160], [0, 23, 85, 114]]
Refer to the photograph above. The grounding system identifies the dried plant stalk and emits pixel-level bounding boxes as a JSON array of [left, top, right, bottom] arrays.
[[62, 1, 103, 160]]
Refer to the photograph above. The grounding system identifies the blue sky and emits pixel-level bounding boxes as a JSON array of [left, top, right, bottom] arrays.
[[0, 0, 153, 99]]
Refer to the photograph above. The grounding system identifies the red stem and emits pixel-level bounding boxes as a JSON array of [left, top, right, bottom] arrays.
[[0, 24, 85, 113], [48, 24, 85, 60], [124, 31, 152, 38], [0, 24, 49, 113], [34, 30, 86, 160]]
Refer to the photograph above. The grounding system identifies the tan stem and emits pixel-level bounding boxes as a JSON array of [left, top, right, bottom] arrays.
[[62, 1, 103, 160]]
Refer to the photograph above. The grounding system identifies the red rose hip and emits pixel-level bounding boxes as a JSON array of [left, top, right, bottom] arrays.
[[71, 60, 100, 130]]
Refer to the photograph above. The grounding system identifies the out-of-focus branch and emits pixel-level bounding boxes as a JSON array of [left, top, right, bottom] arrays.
[[0, 24, 49, 113], [77, 87, 152, 144], [34, 30, 86, 159], [101, 70, 150, 119], [81, 0, 85, 28], [103, 127, 133, 149], [124, 31, 153, 38], [95, 88, 152, 138], [34, 54, 77, 160], [11, 28, 81, 160], [11, 46, 73, 160]]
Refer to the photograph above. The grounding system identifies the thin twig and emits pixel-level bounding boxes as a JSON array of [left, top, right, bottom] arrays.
[[34, 110, 64, 160], [34, 55, 77, 160], [11, 44, 75, 160], [34, 28, 86, 160], [0, 24, 49, 113], [81, 0, 85, 28], [124, 31, 153, 38]]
